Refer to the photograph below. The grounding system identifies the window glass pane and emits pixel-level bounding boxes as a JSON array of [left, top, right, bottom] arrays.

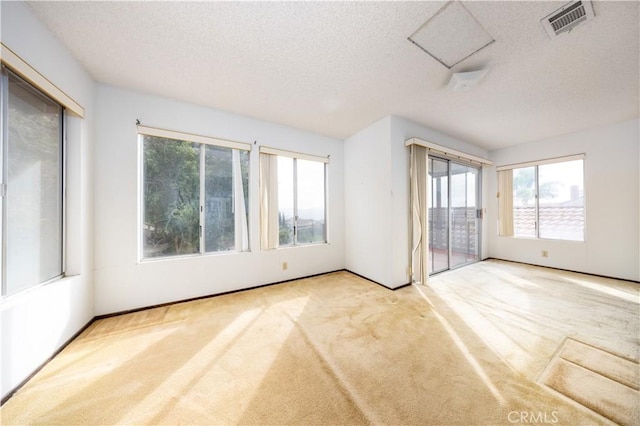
[[277, 156, 294, 246], [5, 72, 63, 295], [513, 166, 536, 238], [296, 159, 325, 244], [143, 136, 200, 258], [450, 163, 479, 268], [240, 150, 250, 241], [538, 160, 584, 241], [204, 145, 233, 252], [429, 158, 448, 273]]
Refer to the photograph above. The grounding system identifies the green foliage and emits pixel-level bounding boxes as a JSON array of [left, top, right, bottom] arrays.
[[296, 222, 324, 244], [278, 212, 292, 245], [143, 137, 200, 256], [513, 167, 558, 206], [204, 146, 233, 252], [143, 140, 250, 257], [513, 167, 535, 206]]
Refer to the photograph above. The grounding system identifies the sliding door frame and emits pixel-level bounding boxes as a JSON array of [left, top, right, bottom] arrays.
[[428, 154, 483, 275]]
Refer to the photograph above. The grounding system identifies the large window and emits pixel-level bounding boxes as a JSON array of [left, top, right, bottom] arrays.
[[498, 156, 584, 241], [1, 67, 64, 296], [277, 156, 326, 246], [259, 148, 327, 249], [140, 128, 249, 259]]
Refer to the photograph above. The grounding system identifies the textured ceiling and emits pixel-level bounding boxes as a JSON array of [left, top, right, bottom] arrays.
[[25, 1, 639, 150]]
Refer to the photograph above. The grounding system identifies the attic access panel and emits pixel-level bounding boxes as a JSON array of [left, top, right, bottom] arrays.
[[409, 1, 494, 69]]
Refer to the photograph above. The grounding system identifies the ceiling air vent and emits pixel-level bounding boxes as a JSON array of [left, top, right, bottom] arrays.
[[541, 0, 595, 39]]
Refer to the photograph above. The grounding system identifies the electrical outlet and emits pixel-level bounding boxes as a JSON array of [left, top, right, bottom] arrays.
[[542, 250, 548, 258], [282, 262, 288, 271]]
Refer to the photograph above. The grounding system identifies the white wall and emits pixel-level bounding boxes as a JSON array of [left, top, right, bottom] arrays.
[[344, 117, 394, 286], [93, 84, 345, 315], [344, 115, 489, 288], [488, 119, 640, 281], [0, 1, 95, 400]]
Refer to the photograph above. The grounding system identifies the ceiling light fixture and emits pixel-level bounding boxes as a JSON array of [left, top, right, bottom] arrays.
[[447, 69, 489, 91]]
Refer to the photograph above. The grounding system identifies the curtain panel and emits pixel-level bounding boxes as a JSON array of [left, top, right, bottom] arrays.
[[259, 153, 280, 250], [410, 145, 429, 284], [233, 150, 249, 251], [497, 169, 514, 237]]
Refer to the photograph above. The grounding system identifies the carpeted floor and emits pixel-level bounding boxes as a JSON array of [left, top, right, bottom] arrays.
[[1, 259, 638, 425], [540, 338, 638, 425]]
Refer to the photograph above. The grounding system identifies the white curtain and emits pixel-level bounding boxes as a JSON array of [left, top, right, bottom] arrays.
[[232, 150, 249, 251], [497, 169, 514, 237], [410, 145, 429, 285], [260, 153, 280, 249]]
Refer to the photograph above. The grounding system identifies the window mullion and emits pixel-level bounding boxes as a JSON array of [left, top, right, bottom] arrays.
[[293, 158, 298, 245], [199, 144, 205, 254], [60, 98, 66, 277], [0, 67, 6, 296], [323, 163, 328, 243], [535, 165, 540, 238]]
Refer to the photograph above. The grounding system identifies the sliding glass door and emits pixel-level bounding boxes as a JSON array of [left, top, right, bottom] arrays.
[[428, 157, 480, 274], [450, 162, 480, 269], [428, 158, 449, 274]]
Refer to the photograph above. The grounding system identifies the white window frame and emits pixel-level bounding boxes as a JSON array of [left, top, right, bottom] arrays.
[[497, 154, 586, 242], [259, 146, 329, 249], [1, 66, 66, 297], [138, 126, 251, 261], [1, 43, 83, 117]]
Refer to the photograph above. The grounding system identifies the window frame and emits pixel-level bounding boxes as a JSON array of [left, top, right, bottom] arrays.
[[138, 126, 251, 261], [497, 154, 585, 242], [280, 156, 328, 247], [1, 66, 66, 297], [259, 146, 329, 249]]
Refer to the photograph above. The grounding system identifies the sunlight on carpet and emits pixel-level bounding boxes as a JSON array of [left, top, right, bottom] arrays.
[[413, 284, 506, 405], [1, 263, 637, 425]]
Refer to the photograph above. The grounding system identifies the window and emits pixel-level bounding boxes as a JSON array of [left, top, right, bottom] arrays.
[[498, 156, 584, 241], [537, 160, 584, 240], [259, 148, 327, 249], [278, 157, 326, 246], [140, 127, 249, 259], [1, 67, 64, 296]]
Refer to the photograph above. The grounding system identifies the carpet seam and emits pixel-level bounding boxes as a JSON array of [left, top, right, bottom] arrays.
[[564, 336, 640, 364], [543, 358, 635, 426], [537, 379, 620, 426], [539, 338, 638, 426], [557, 356, 640, 392]]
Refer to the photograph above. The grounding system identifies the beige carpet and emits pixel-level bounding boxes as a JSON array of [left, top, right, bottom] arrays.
[[540, 338, 639, 426], [2, 260, 638, 425]]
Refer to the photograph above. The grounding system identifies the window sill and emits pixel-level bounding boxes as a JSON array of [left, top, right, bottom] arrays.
[[273, 242, 329, 250], [499, 236, 586, 243], [138, 249, 252, 264], [1, 273, 77, 306]]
